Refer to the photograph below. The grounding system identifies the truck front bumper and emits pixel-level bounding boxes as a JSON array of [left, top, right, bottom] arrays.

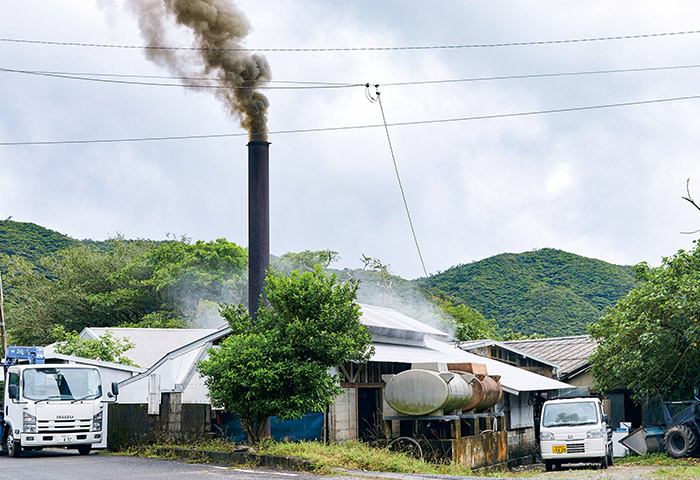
[[541, 439, 606, 461], [20, 432, 102, 448]]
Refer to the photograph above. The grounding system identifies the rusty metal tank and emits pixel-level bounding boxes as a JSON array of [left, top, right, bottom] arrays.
[[447, 363, 503, 412], [384, 369, 475, 416]]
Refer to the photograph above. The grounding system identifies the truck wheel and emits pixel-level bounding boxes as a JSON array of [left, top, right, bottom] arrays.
[[7, 432, 21, 458], [664, 425, 698, 458], [544, 460, 553, 471], [600, 453, 608, 469], [77, 445, 92, 455]]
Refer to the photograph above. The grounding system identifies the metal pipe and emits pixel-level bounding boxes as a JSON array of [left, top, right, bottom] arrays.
[[248, 140, 270, 323]]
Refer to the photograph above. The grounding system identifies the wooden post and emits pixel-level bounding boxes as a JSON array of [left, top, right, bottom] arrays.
[[0, 272, 6, 356]]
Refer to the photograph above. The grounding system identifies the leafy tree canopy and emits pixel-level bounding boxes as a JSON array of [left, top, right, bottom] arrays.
[[51, 325, 138, 366], [441, 301, 502, 341], [197, 267, 373, 445], [272, 249, 339, 274], [589, 242, 700, 402], [3, 237, 247, 345]]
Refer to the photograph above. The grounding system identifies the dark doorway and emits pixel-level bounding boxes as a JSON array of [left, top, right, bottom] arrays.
[[358, 388, 381, 442]]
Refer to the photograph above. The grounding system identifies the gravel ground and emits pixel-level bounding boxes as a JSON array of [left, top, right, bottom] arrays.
[[337, 463, 666, 480], [510, 462, 665, 479]]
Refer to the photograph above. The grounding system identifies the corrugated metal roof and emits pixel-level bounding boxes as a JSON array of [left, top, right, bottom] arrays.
[[503, 335, 597, 379], [359, 304, 450, 339], [80, 327, 218, 369], [456, 339, 559, 369]]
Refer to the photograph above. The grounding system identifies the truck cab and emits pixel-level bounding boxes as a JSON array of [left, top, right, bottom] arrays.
[[0, 347, 118, 457], [539, 396, 613, 471]]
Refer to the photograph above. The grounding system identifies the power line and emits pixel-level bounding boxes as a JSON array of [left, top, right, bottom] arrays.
[[3, 92, 700, 146], [0, 67, 361, 90], [2, 29, 700, 52], [367, 85, 429, 278], [6, 62, 700, 92], [381, 63, 700, 86]]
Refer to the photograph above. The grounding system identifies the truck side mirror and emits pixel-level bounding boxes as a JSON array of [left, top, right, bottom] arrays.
[[107, 381, 119, 398], [603, 414, 609, 424], [8, 384, 18, 400]]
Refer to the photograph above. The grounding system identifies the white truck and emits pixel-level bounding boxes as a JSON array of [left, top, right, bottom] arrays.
[[539, 396, 613, 471], [0, 346, 119, 457]]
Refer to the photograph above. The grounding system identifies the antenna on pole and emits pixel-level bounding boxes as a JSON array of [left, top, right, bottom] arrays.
[[0, 272, 7, 357]]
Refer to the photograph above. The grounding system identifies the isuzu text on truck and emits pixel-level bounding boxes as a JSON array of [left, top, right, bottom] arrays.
[[539, 396, 613, 471], [0, 346, 118, 457]]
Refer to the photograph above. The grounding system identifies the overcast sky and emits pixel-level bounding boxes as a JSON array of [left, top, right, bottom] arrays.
[[2, 1, 700, 279]]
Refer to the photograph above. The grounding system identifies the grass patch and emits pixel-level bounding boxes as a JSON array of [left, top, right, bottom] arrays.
[[258, 440, 475, 476], [616, 452, 700, 467], [123, 439, 477, 475]]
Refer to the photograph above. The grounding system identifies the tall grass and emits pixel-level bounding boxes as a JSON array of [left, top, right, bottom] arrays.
[[259, 440, 476, 476]]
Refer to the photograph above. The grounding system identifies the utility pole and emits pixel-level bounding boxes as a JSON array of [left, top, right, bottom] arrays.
[[0, 272, 6, 356]]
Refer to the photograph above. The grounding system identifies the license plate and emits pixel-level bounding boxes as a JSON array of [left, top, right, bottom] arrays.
[[552, 445, 567, 454], [58, 435, 73, 443]]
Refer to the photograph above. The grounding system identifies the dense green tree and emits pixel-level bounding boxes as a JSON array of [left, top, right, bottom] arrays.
[[589, 242, 700, 402], [3, 237, 247, 345], [3, 238, 153, 344], [442, 302, 502, 341], [197, 267, 373, 445], [51, 325, 138, 366], [272, 249, 339, 274]]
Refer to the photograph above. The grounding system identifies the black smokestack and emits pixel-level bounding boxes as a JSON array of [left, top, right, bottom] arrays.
[[126, 0, 271, 141], [248, 141, 270, 321]]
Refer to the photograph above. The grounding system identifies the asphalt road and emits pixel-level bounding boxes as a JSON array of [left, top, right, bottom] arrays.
[[0, 449, 335, 480], [2, 449, 656, 480]]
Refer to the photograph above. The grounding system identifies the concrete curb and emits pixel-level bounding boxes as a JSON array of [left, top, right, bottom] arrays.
[[140, 446, 317, 471]]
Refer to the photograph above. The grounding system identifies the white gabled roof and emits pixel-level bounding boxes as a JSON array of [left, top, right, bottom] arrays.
[[359, 304, 451, 340], [79, 327, 218, 369], [42, 351, 145, 374]]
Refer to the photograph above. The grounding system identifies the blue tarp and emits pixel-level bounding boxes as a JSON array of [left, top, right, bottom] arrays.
[[216, 412, 324, 443]]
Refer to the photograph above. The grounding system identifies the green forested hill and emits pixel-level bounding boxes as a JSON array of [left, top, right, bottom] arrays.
[[420, 248, 637, 336], [0, 220, 80, 266], [0, 221, 637, 338]]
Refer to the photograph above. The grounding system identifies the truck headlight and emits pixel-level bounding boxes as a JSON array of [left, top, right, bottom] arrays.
[[92, 411, 103, 432], [587, 428, 604, 439], [23, 412, 37, 433], [541, 431, 555, 441]]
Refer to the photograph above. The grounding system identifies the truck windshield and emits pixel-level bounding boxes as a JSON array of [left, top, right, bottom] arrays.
[[22, 368, 102, 401], [542, 401, 598, 427]]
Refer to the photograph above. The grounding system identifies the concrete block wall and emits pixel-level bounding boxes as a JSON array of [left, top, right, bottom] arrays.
[[108, 392, 212, 449], [328, 387, 357, 443], [507, 426, 537, 466]]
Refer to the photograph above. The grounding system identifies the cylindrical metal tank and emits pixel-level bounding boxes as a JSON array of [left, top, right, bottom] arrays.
[[384, 369, 473, 416], [478, 375, 502, 411], [459, 374, 503, 412]]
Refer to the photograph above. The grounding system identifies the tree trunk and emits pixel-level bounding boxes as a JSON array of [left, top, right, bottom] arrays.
[[242, 416, 267, 445]]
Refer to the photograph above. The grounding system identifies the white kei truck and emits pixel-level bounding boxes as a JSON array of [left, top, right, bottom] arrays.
[[539, 396, 614, 471], [0, 346, 119, 457]]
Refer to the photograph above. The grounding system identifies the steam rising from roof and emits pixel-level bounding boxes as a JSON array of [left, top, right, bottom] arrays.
[[127, 0, 271, 141]]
